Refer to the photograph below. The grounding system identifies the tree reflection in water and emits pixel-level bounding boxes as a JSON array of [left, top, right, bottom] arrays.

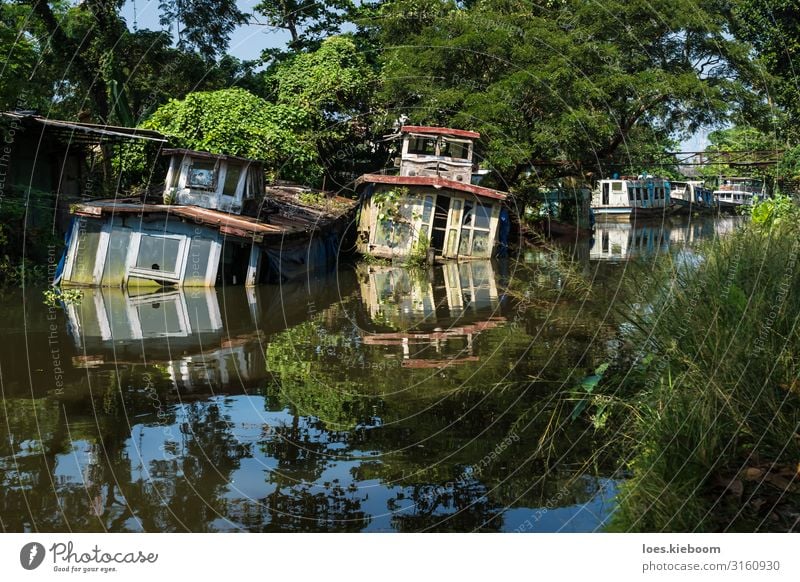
[[1, 255, 626, 531]]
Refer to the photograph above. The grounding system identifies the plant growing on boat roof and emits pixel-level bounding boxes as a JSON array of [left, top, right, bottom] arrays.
[[373, 187, 410, 222]]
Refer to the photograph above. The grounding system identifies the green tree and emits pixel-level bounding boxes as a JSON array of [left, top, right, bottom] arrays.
[[143, 87, 322, 183], [365, 0, 756, 185], [158, 0, 248, 61], [731, 0, 800, 131], [255, 0, 355, 56], [265, 35, 379, 186], [697, 125, 783, 187]]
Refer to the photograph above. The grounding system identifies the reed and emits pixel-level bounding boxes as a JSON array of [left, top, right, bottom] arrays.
[[608, 217, 800, 531]]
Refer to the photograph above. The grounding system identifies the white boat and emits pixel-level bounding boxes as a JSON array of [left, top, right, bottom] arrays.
[[592, 176, 673, 221], [713, 177, 764, 210], [670, 180, 715, 211]]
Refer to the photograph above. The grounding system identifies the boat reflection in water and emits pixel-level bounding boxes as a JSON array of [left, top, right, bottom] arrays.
[[66, 287, 268, 392], [588, 215, 742, 261], [357, 262, 506, 368]]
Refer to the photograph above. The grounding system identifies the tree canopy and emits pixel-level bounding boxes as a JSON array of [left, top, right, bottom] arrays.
[[364, 0, 756, 184]]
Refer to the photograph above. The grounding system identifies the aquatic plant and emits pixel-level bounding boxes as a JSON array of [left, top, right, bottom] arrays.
[[42, 288, 83, 308]]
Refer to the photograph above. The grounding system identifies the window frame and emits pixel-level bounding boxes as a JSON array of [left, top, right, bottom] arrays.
[[128, 231, 190, 283]]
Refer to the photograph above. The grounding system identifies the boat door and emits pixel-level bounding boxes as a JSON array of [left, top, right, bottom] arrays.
[[442, 196, 464, 259], [602, 182, 610, 205], [429, 195, 450, 255]]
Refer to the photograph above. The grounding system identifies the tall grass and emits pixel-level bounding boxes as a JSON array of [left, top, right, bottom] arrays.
[[608, 217, 800, 531]]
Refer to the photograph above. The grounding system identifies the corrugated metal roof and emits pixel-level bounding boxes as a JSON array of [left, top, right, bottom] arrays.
[[1, 112, 166, 143]]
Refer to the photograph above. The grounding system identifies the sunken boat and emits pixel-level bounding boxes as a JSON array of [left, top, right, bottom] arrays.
[[57, 148, 357, 287], [354, 126, 509, 261]]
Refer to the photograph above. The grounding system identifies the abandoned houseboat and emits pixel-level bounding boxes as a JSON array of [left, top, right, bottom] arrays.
[[591, 175, 673, 222], [670, 180, 714, 212], [354, 126, 507, 260], [57, 148, 357, 287]]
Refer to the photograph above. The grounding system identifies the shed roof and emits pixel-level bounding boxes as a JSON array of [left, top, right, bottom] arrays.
[[1, 112, 166, 144]]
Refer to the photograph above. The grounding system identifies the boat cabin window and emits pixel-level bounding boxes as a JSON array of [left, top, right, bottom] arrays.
[[187, 160, 218, 190], [458, 200, 494, 257], [439, 139, 470, 160], [222, 163, 243, 197], [611, 181, 623, 191], [131, 233, 186, 280], [628, 187, 634, 201], [408, 136, 438, 156]]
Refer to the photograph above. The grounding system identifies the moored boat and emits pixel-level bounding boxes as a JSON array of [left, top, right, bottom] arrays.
[[670, 180, 715, 213], [591, 175, 673, 222], [713, 176, 764, 211]]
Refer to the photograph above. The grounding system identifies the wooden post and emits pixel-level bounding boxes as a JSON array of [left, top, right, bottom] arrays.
[[245, 243, 261, 287]]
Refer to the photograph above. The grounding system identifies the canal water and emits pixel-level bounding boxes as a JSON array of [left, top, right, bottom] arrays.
[[0, 215, 741, 532]]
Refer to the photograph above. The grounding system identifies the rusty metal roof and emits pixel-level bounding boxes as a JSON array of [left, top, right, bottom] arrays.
[[355, 173, 507, 201], [72, 195, 357, 243]]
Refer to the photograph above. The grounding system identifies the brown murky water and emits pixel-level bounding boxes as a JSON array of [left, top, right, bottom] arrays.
[[0, 215, 741, 532]]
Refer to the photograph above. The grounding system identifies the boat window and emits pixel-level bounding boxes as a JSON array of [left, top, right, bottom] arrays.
[[612, 181, 623, 191], [222, 163, 243, 197], [135, 234, 183, 276], [462, 201, 474, 226], [421, 195, 434, 223], [474, 204, 491, 229], [628, 187, 634, 201], [407, 136, 437, 156], [187, 160, 218, 190], [440, 139, 469, 160]]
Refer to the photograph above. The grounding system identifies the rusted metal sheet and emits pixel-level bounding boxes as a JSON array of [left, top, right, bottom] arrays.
[[355, 173, 507, 201]]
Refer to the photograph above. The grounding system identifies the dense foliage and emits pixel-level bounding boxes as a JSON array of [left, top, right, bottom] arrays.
[[144, 88, 321, 183]]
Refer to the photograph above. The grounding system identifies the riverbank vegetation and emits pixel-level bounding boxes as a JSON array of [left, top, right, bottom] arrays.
[[599, 203, 800, 531], [2, 0, 800, 283]]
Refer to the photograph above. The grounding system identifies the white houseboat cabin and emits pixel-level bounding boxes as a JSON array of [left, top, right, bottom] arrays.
[[670, 180, 714, 209], [713, 176, 765, 209], [163, 148, 264, 214], [356, 126, 506, 260], [592, 176, 672, 221]]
